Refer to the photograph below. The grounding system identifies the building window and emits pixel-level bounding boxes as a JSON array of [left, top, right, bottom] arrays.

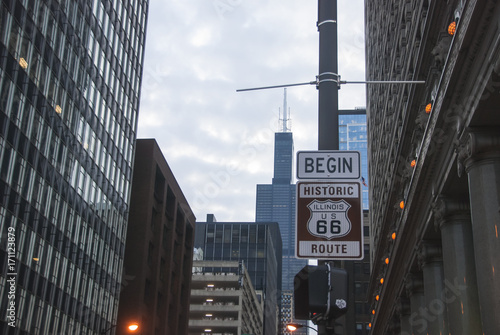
[[355, 323, 363, 335]]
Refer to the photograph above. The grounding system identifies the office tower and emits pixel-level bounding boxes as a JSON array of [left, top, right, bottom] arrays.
[[255, 92, 306, 334], [189, 260, 264, 335], [366, 1, 500, 334], [117, 139, 195, 335], [0, 1, 148, 334], [339, 109, 369, 210], [195, 215, 282, 335], [338, 109, 371, 335], [256, 131, 303, 292]]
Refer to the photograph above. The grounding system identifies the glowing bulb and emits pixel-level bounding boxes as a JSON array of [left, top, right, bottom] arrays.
[[392, 232, 396, 240], [128, 323, 139, 331], [425, 103, 432, 114], [411, 159, 416, 168], [385, 258, 389, 265], [448, 21, 457, 35], [400, 201, 405, 209], [380, 278, 384, 284]]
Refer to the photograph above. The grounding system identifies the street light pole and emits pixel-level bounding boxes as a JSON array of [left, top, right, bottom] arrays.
[[317, 1, 338, 334], [317, 0, 338, 151]]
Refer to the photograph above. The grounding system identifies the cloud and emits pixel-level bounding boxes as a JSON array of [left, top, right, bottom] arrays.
[[138, 0, 366, 221]]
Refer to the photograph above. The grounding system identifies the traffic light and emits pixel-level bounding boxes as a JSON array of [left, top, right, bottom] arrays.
[[294, 265, 348, 320]]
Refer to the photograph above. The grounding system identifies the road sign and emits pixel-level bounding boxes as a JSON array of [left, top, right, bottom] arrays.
[[295, 181, 363, 259], [296, 150, 361, 179]]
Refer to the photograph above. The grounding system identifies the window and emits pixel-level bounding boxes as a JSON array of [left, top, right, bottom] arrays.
[[355, 323, 363, 335]]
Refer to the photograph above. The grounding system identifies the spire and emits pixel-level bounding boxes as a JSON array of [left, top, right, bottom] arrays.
[[279, 88, 291, 132]]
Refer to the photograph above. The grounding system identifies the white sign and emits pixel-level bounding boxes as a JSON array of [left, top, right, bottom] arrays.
[[296, 181, 363, 260], [307, 199, 352, 239], [296, 151, 361, 179]]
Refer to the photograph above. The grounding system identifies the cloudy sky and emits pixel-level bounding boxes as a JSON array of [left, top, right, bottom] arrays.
[[137, 0, 366, 222]]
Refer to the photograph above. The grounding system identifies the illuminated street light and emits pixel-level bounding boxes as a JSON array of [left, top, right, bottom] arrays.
[[286, 323, 318, 333], [100, 322, 139, 334]]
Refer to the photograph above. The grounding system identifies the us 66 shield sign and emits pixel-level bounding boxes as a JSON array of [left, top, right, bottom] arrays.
[[295, 181, 363, 260]]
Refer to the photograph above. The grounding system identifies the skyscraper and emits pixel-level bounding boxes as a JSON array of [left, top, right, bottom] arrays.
[[339, 109, 369, 209], [0, 1, 148, 334], [255, 91, 307, 334], [339, 109, 371, 335], [255, 93, 306, 293]]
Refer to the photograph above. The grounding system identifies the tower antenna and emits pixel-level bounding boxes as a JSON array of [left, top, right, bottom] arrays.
[[280, 88, 291, 132]]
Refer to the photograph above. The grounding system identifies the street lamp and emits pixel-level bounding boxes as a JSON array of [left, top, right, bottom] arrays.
[[100, 322, 140, 334], [287, 323, 318, 333]]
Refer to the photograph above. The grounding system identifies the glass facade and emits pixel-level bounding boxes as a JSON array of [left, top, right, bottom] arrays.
[[256, 131, 306, 335], [0, 1, 148, 334], [256, 132, 306, 293], [339, 109, 371, 335], [339, 111, 369, 209]]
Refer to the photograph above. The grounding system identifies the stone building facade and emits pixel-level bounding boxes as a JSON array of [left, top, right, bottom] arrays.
[[365, 0, 500, 334]]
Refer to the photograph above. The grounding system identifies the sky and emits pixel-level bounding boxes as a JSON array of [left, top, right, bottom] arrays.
[[137, 0, 366, 222]]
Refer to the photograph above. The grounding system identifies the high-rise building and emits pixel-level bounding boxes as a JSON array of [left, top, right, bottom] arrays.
[[117, 139, 195, 335], [366, 1, 500, 334], [194, 215, 282, 335], [255, 93, 306, 334], [338, 109, 372, 335], [0, 1, 148, 333], [256, 131, 304, 293], [340, 109, 369, 210]]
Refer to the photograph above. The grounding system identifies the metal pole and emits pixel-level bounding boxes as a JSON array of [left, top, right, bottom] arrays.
[[318, 0, 338, 151], [318, 1, 338, 334]]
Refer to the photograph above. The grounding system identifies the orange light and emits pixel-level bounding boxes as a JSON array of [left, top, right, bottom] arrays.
[[128, 323, 139, 332], [375, 295, 379, 301], [380, 278, 384, 284], [391, 232, 396, 240], [448, 21, 456, 35], [369, 323, 372, 328], [372, 309, 376, 315], [425, 103, 432, 114], [385, 258, 389, 265], [287, 325, 298, 331], [400, 201, 405, 209], [411, 159, 416, 168]]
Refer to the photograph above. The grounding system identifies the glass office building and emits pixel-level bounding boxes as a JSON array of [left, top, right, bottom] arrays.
[[339, 109, 371, 335], [339, 109, 369, 209], [0, 1, 148, 334], [256, 132, 306, 292], [256, 131, 307, 335]]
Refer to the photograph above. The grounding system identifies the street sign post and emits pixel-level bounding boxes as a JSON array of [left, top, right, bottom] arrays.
[[295, 181, 363, 260], [297, 150, 361, 180]]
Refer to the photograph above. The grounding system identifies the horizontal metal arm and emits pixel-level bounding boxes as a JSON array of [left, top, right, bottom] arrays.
[[340, 80, 426, 84], [236, 81, 316, 92], [236, 78, 426, 92]]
